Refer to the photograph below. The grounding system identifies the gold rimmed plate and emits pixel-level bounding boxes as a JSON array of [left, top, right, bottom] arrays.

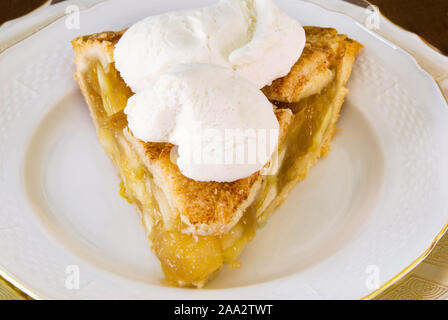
[[0, 0, 447, 299]]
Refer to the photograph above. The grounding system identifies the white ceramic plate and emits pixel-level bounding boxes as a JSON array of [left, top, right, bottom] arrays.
[[0, 0, 447, 299]]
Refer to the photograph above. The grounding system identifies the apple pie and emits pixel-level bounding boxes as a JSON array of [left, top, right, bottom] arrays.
[[72, 26, 362, 287]]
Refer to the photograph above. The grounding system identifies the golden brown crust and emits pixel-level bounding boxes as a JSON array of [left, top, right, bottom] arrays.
[[73, 30, 125, 44], [262, 27, 363, 103], [72, 30, 122, 69]]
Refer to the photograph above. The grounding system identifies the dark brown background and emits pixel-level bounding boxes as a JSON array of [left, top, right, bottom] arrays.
[[369, 0, 448, 55], [0, 0, 447, 55]]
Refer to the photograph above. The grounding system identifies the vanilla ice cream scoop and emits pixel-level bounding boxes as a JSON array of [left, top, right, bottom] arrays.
[[114, 0, 305, 92], [124, 63, 279, 182]]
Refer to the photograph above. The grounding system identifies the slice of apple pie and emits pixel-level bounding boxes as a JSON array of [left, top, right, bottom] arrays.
[[72, 26, 362, 287]]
